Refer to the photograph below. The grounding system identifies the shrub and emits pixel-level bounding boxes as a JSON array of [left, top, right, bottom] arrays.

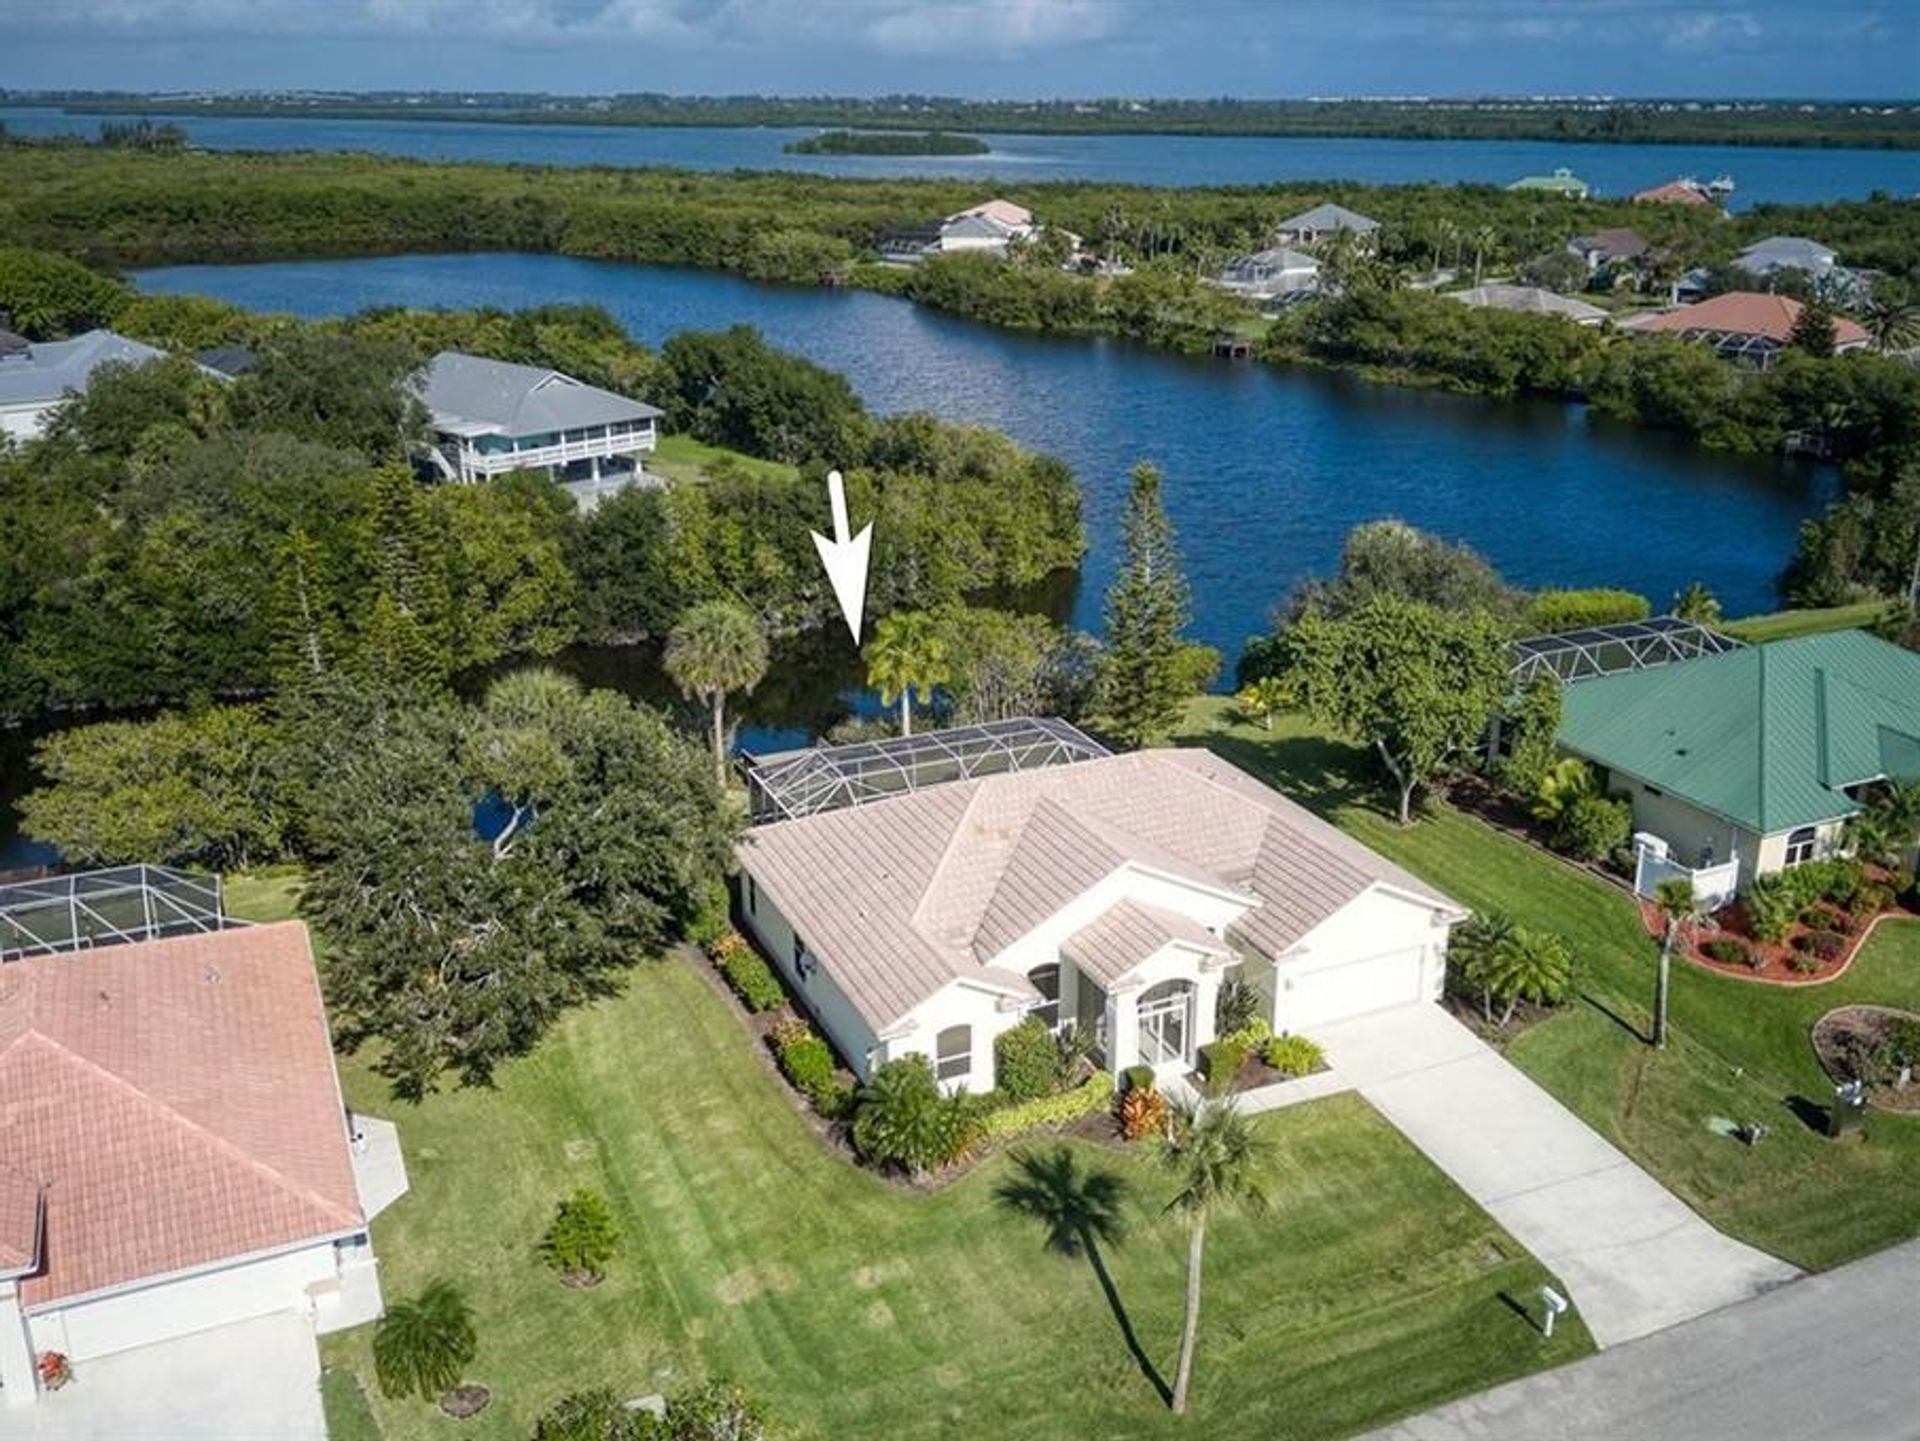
[[770, 1023, 846, 1114], [1122, 1064, 1155, 1093], [372, 1280, 477, 1402], [851, 1056, 978, 1174], [1223, 1016, 1272, 1051], [1787, 948, 1824, 975], [1214, 976, 1263, 1037], [993, 1019, 1061, 1104], [978, 1071, 1114, 1140], [685, 878, 732, 950], [534, 1390, 641, 1441], [1798, 905, 1834, 929], [1525, 588, 1652, 633], [1701, 937, 1751, 968], [1556, 793, 1632, 863], [542, 1190, 620, 1280], [1821, 860, 1866, 908], [1746, 876, 1797, 943], [1198, 1037, 1248, 1094], [1856, 882, 1895, 916], [712, 933, 784, 1012], [1117, 1083, 1169, 1142], [1807, 929, 1847, 961], [1262, 1032, 1325, 1077]]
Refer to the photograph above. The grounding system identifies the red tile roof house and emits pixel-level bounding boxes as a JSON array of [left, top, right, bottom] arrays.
[[0, 922, 389, 1410], [737, 737, 1466, 1094], [1624, 291, 1870, 369]]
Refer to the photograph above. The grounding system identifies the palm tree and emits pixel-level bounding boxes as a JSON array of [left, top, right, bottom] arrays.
[[663, 600, 769, 784], [1862, 295, 1920, 354], [1848, 781, 1920, 874], [1652, 877, 1700, 1049], [995, 1147, 1167, 1403], [1671, 581, 1722, 624], [373, 1279, 477, 1404], [864, 610, 951, 737], [1470, 225, 1499, 287], [1480, 926, 1573, 1026], [1160, 1098, 1269, 1415], [1234, 675, 1288, 730]]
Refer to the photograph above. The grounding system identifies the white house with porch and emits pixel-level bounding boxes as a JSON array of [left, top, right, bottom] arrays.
[[735, 723, 1465, 1091], [415, 350, 662, 510]]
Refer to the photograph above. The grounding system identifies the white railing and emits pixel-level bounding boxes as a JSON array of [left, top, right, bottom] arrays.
[[1633, 838, 1740, 914], [459, 426, 655, 477]]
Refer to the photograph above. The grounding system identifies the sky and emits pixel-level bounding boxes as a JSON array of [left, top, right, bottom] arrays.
[[1, 0, 1915, 101]]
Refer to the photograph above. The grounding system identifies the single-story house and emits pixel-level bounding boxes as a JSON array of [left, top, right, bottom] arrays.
[[1211, 246, 1322, 301], [736, 732, 1465, 1092], [1275, 202, 1381, 247], [1633, 179, 1715, 207], [1566, 227, 1650, 274], [1735, 235, 1841, 283], [415, 350, 662, 509], [0, 921, 396, 1410], [0, 329, 175, 442], [874, 199, 1050, 263], [1624, 291, 1869, 367], [1557, 630, 1920, 895], [1445, 284, 1608, 326], [1508, 168, 1590, 199]]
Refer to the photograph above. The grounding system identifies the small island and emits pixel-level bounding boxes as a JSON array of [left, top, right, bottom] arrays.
[[784, 129, 989, 157]]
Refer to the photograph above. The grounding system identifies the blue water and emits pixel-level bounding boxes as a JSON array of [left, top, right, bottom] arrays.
[[8, 105, 1918, 208], [133, 252, 1828, 651]]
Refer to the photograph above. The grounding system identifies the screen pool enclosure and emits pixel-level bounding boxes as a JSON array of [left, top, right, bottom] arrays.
[[1509, 616, 1745, 688], [0, 865, 238, 960], [745, 717, 1111, 823]]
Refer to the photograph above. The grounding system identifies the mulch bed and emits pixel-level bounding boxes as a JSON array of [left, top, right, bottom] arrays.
[[439, 1386, 492, 1420], [1442, 992, 1556, 1044], [1443, 774, 1635, 892], [1811, 1005, 1920, 1113], [1639, 893, 1916, 987]]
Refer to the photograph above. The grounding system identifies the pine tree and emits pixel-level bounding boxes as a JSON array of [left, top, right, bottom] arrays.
[[267, 528, 341, 697], [1100, 462, 1192, 748], [365, 464, 452, 674]]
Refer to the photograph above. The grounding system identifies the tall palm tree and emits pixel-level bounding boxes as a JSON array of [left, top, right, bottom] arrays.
[[1470, 225, 1499, 287], [664, 600, 769, 784], [1652, 877, 1700, 1049], [1862, 295, 1920, 354], [373, 1279, 477, 1404], [864, 610, 951, 737], [1160, 1098, 1269, 1415]]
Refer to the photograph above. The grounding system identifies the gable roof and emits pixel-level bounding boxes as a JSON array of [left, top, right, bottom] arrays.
[[949, 198, 1032, 228], [1063, 900, 1227, 990], [738, 745, 1458, 1031], [1634, 180, 1713, 205], [1446, 284, 1608, 324], [0, 1166, 39, 1275], [1558, 630, 1920, 834], [1628, 291, 1868, 347], [418, 351, 661, 439], [1570, 227, 1649, 260], [0, 922, 364, 1310], [0, 329, 171, 410], [940, 213, 1016, 241], [1737, 235, 1838, 273], [1278, 202, 1379, 235]]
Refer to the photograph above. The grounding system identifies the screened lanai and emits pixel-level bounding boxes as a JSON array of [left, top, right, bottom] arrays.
[[0, 865, 237, 960], [1509, 616, 1745, 687]]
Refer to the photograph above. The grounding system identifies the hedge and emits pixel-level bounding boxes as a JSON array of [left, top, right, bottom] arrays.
[[978, 1071, 1115, 1141], [1526, 587, 1652, 633], [712, 932, 785, 1012], [993, 1019, 1060, 1103]]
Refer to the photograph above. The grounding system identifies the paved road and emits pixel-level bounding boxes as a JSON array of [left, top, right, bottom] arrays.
[[1318, 1006, 1798, 1348], [1370, 1238, 1920, 1440]]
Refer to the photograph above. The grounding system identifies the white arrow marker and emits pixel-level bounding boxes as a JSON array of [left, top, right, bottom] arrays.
[[810, 469, 872, 646]]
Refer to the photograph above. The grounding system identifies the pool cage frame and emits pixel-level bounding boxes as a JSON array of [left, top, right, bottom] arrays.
[[1509, 616, 1745, 688], [0, 865, 237, 961]]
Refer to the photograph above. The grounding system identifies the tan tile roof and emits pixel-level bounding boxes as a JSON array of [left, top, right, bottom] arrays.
[[0, 1166, 39, 1273], [1634, 180, 1713, 205], [1632, 291, 1869, 347], [0, 923, 364, 1310], [738, 747, 1460, 1031], [1063, 901, 1226, 989]]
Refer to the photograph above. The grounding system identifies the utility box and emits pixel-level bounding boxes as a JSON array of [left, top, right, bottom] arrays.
[[1830, 1079, 1868, 1139]]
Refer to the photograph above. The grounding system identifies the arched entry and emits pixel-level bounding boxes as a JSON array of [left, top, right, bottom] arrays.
[[1137, 979, 1195, 1069]]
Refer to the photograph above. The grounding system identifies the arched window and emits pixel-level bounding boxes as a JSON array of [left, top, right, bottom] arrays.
[[935, 1025, 971, 1082], [1137, 979, 1194, 1068], [1785, 826, 1818, 867], [1029, 964, 1061, 1031]]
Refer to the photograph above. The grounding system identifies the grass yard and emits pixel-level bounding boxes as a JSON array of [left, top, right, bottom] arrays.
[[1720, 600, 1903, 644], [647, 434, 801, 487], [265, 948, 1589, 1440], [1180, 697, 1920, 1271]]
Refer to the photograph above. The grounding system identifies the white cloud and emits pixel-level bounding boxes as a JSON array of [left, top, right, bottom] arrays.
[[863, 0, 1117, 56]]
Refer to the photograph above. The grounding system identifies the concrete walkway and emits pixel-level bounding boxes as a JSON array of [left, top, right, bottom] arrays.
[[1369, 1239, 1920, 1441], [1317, 1005, 1798, 1348]]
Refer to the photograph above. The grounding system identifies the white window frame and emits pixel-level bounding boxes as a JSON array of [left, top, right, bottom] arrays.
[[1137, 980, 1193, 1068], [1028, 963, 1062, 1032], [935, 1024, 971, 1083], [1784, 826, 1818, 867]]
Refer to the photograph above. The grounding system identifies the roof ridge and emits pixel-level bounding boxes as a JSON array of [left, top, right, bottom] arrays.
[[1754, 644, 1770, 830], [13, 1029, 361, 1232]]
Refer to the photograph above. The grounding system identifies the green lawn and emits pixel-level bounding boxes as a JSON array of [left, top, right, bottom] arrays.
[[272, 953, 1588, 1440], [1179, 697, 1920, 1271], [1720, 600, 1902, 644], [647, 434, 800, 487]]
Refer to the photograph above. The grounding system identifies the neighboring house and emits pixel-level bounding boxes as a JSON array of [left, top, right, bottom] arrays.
[[0, 921, 402, 1410], [873, 199, 1044, 263], [736, 725, 1465, 1093], [876, 220, 946, 264], [194, 343, 258, 378], [1566, 227, 1650, 274], [1735, 235, 1841, 283], [949, 198, 1035, 234], [0, 329, 173, 442], [1275, 202, 1381, 247], [1211, 245, 1322, 302], [1557, 631, 1920, 898], [1445, 284, 1609, 326], [1624, 291, 1869, 367], [415, 350, 662, 509], [934, 211, 1023, 255], [1633, 179, 1715, 207], [1508, 168, 1590, 199]]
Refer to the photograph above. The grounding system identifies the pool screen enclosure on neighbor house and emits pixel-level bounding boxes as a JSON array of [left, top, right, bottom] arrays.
[[0, 864, 237, 960], [745, 717, 1111, 823], [1509, 616, 1745, 687]]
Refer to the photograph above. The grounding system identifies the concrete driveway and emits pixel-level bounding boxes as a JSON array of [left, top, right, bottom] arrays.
[[18, 1312, 325, 1441], [1317, 1005, 1798, 1348]]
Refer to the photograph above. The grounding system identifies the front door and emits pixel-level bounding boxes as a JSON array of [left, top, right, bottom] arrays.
[[1136, 980, 1194, 1076]]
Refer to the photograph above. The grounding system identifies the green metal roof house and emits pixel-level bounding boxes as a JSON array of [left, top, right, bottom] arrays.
[[1508, 167, 1591, 199], [1558, 630, 1920, 889]]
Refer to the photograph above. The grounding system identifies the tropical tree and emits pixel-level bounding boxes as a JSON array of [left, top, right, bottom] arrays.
[[373, 1279, 477, 1404], [1652, 877, 1702, 1049], [850, 1055, 976, 1175], [1447, 911, 1517, 1024], [1478, 926, 1574, 1026], [864, 609, 951, 737], [1789, 300, 1839, 359], [1100, 462, 1194, 748], [541, 1189, 621, 1283], [1861, 295, 1920, 354], [1234, 675, 1288, 730], [1670, 581, 1722, 624], [664, 599, 769, 783], [1530, 756, 1599, 826], [1160, 1098, 1268, 1415], [1847, 781, 1920, 874], [1470, 224, 1499, 286]]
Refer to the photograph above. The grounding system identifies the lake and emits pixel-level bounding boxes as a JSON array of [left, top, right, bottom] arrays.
[[0, 250, 1834, 869], [6, 105, 1919, 208]]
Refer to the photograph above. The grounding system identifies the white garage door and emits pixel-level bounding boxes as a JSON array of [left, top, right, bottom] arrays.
[[1281, 946, 1426, 1029]]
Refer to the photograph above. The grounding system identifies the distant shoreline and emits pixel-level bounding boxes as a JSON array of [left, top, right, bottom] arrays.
[[784, 130, 990, 157]]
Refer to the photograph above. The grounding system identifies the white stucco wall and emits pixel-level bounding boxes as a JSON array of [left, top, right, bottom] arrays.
[[1611, 773, 1849, 888], [0, 402, 53, 442], [990, 865, 1250, 975], [881, 982, 1028, 1095], [737, 875, 882, 1080], [1270, 886, 1455, 1032], [26, 1239, 351, 1364], [1752, 818, 1850, 877]]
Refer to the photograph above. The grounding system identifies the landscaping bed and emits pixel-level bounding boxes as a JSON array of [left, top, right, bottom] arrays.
[[1637, 870, 1916, 987], [1811, 1005, 1920, 1113]]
